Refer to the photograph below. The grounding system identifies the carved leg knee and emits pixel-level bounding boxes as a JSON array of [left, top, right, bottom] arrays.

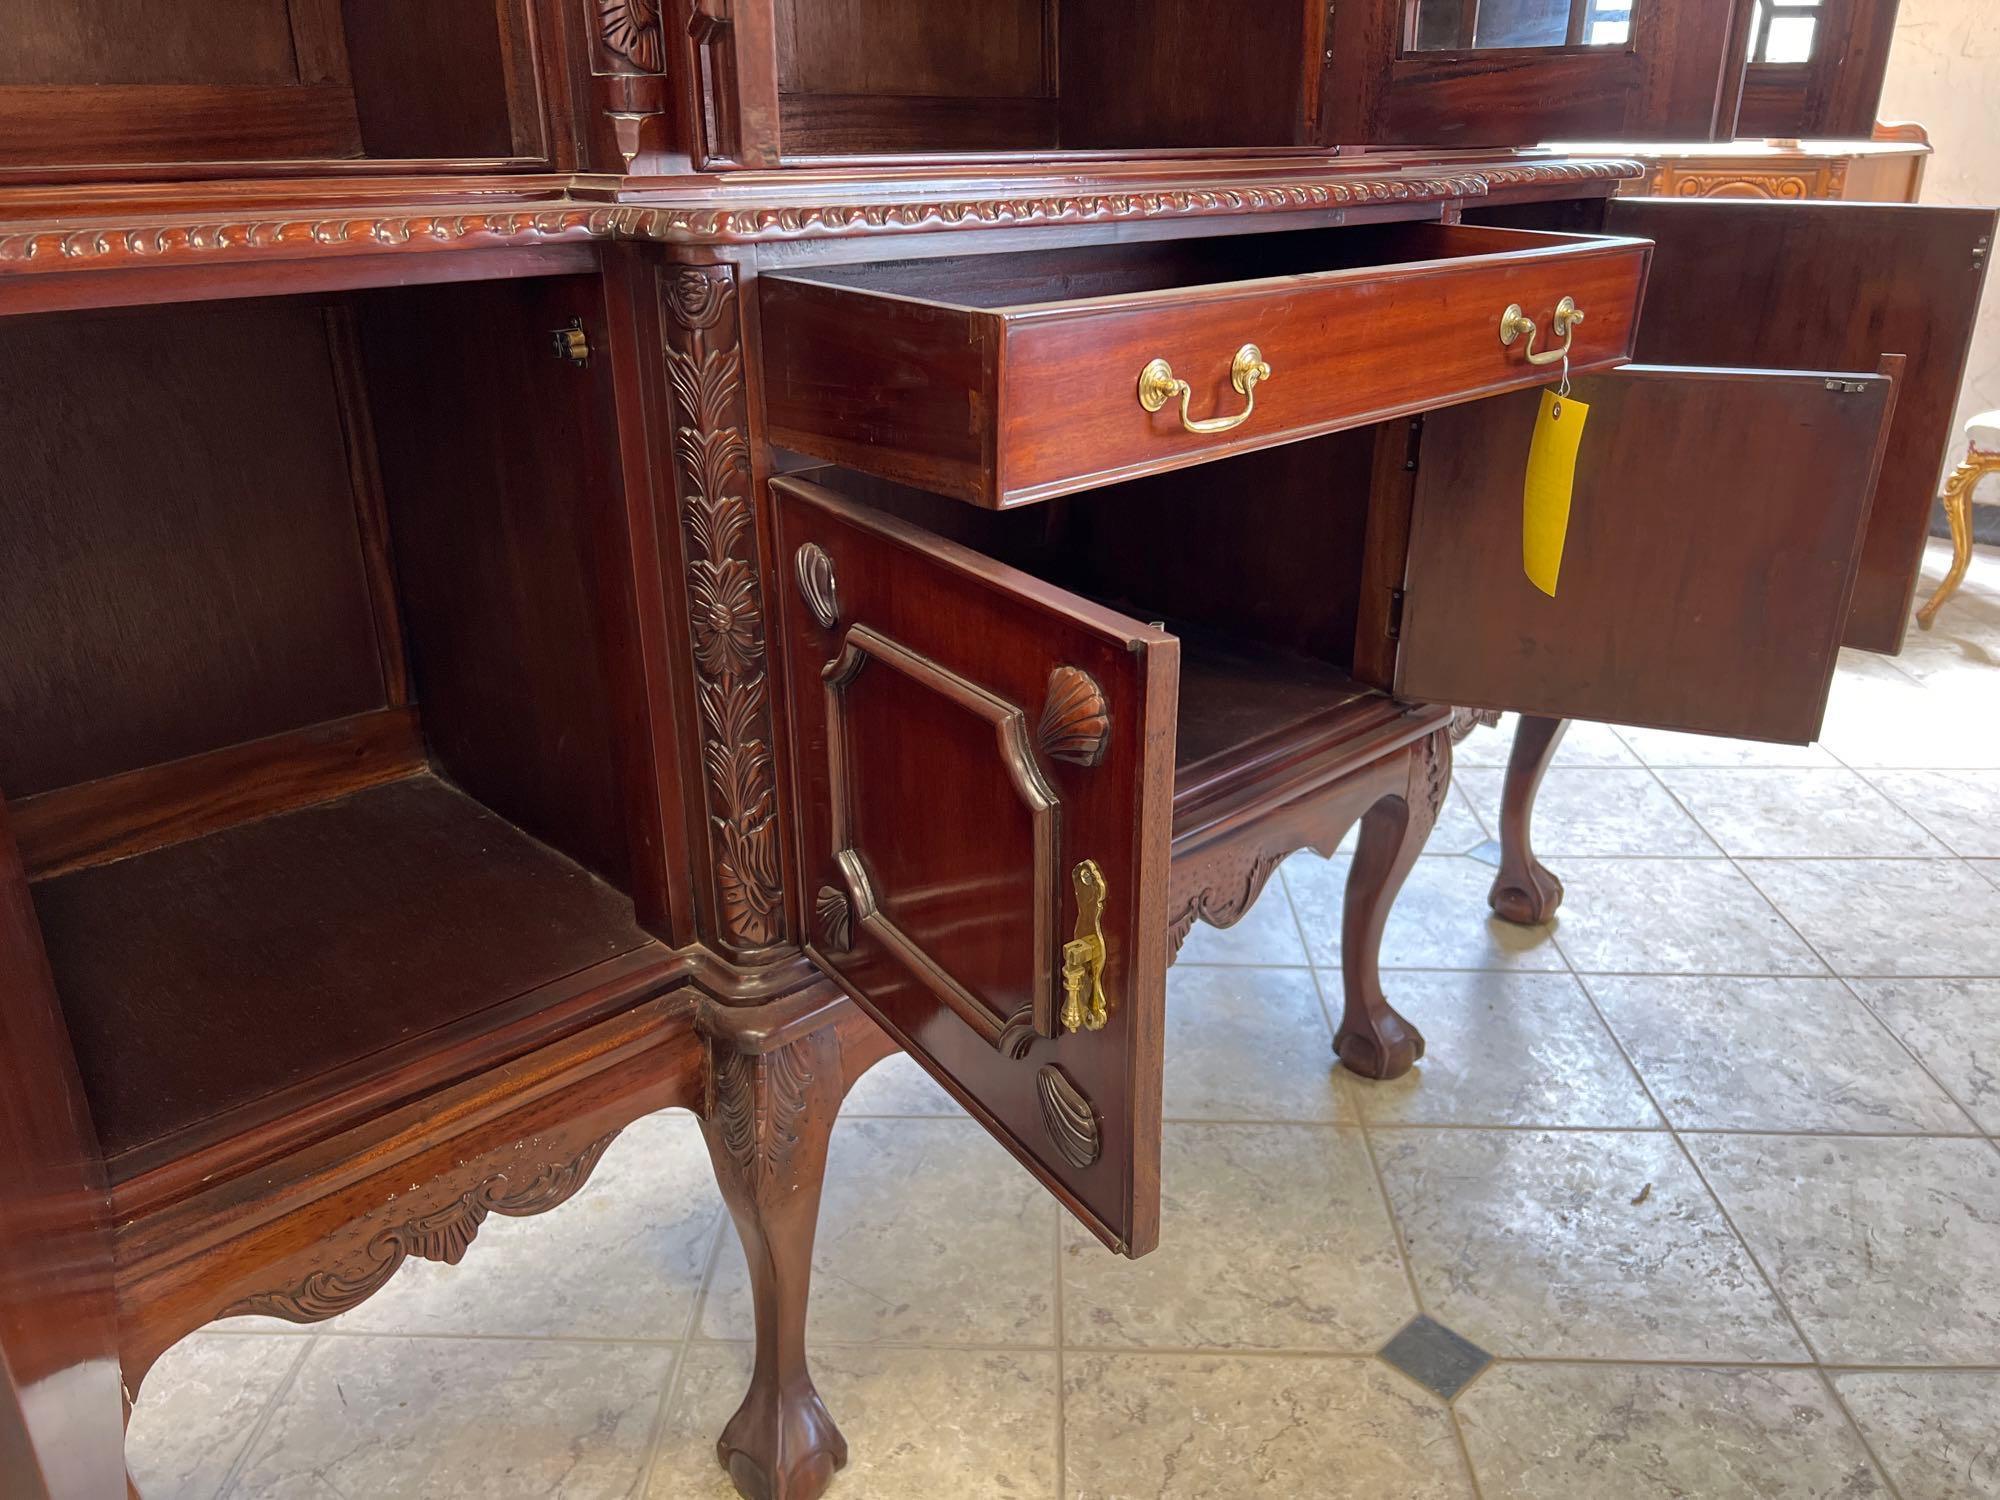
[[699, 997, 877, 1500], [1489, 714, 1568, 926], [1335, 731, 1446, 1081]]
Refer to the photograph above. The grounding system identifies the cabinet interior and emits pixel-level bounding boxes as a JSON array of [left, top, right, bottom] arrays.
[[0, 276, 651, 1182], [793, 432, 1399, 802], [773, 0, 1322, 157], [0, 0, 542, 171]]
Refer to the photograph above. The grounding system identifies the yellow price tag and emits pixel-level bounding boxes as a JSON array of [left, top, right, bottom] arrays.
[[1522, 389, 1588, 598]]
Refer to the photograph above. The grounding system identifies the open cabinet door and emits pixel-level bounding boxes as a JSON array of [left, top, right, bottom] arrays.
[[1386, 364, 1893, 742], [1607, 199, 1997, 653], [770, 477, 1178, 1257], [0, 796, 124, 1500]]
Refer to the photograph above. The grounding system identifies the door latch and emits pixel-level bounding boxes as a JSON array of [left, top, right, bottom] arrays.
[[1060, 859, 1111, 1033]]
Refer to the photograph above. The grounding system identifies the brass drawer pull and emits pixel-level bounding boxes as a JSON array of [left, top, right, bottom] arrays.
[[1499, 297, 1585, 367], [1137, 343, 1271, 434]]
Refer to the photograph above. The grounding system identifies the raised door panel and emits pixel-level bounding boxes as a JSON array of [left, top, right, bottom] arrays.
[[1606, 198, 1996, 653], [1321, 0, 1740, 146], [770, 477, 1177, 1256], [1390, 364, 1893, 741], [0, 796, 124, 1499]]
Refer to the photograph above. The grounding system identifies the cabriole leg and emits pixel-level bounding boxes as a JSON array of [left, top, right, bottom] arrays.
[[1916, 456, 1987, 630], [1336, 729, 1448, 1080], [1488, 714, 1569, 926], [698, 994, 893, 1500]]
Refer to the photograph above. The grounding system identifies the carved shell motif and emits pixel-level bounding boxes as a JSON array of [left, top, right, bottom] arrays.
[[815, 884, 852, 952], [1037, 1065, 1101, 1169], [794, 543, 839, 630], [597, 0, 663, 72], [1038, 666, 1110, 767]]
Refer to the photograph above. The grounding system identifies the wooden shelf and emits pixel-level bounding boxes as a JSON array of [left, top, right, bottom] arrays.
[[1170, 627, 1445, 844], [30, 774, 659, 1181]]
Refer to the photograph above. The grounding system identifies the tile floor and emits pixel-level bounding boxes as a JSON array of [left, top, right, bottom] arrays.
[[129, 541, 2000, 1499]]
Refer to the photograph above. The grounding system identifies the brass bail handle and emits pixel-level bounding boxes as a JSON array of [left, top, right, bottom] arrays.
[[1137, 343, 1272, 434], [1498, 296, 1585, 368]]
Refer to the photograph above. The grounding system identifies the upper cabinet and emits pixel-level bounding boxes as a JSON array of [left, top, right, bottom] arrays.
[[1729, 0, 1899, 137], [0, 0, 568, 177], [685, 0, 1785, 167]]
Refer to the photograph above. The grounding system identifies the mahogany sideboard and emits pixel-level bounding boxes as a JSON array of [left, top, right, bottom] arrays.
[[1, 2, 1992, 1498]]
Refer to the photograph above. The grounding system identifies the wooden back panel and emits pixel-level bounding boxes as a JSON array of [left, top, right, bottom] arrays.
[[0, 301, 390, 799], [1608, 199, 1998, 654], [1393, 365, 1894, 742], [360, 275, 637, 891]]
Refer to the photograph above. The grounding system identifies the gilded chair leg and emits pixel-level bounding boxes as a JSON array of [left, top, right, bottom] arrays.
[[1336, 730, 1447, 1080], [698, 995, 894, 1500], [1489, 714, 1569, 926], [1916, 457, 1986, 629]]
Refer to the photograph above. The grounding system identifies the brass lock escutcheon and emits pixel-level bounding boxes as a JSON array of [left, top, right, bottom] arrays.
[[1137, 343, 1271, 434], [1498, 296, 1584, 367], [1060, 859, 1111, 1033]]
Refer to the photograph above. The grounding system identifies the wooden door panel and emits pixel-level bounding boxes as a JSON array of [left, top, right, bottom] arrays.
[[0, 796, 124, 1499], [1392, 365, 1893, 742], [1320, 0, 1739, 146], [1607, 199, 1997, 653], [771, 477, 1177, 1256]]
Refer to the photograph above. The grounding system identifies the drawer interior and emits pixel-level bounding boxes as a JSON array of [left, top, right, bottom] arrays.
[[0, 276, 659, 1184], [775, 221, 1602, 311]]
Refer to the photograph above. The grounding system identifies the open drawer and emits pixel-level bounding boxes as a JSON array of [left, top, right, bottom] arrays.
[[760, 222, 1651, 508]]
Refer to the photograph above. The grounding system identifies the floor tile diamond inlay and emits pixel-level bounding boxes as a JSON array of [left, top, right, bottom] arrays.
[[1379, 1315, 1492, 1400]]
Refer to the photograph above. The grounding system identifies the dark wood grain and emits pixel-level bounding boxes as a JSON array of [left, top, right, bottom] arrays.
[[0, 300, 389, 798], [0, 795, 126, 1500], [1607, 198, 1997, 653], [31, 775, 650, 1173], [360, 275, 638, 892], [1058, 0, 1310, 149], [1387, 365, 1894, 742], [12, 706, 424, 881], [761, 222, 1647, 507]]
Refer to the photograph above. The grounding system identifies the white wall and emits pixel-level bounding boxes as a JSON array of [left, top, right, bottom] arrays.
[[1878, 0, 2000, 451]]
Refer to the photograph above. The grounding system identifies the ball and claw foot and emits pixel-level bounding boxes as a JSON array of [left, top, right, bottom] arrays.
[[718, 1384, 847, 1500], [1335, 1008, 1426, 1080], [1488, 858, 1563, 926]]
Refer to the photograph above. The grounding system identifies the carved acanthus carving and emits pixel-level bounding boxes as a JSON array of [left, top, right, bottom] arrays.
[[709, 1034, 819, 1190], [225, 1131, 622, 1322], [597, 0, 663, 71], [1036, 1066, 1102, 1169], [1411, 727, 1452, 821], [1166, 847, 1288, 958], [1039, 666, 1111, 766], [1448, 706, 1501, 743], [663, 264, 786, 954]]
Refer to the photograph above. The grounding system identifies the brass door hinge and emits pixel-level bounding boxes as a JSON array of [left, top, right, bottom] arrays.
[[1060, 859, 1111, 1033], [1387, 587, 1407, 640]]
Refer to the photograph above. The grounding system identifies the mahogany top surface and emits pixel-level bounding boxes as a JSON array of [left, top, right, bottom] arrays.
[[30, 774, 653, 1173]]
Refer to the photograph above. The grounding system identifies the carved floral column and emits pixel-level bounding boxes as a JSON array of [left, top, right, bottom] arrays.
[[586, 0, 671, 170], [659, 262, 790, 960]]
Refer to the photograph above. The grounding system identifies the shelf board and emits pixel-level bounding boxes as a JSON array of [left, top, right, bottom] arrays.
[[31, 773, 657, 1179]]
